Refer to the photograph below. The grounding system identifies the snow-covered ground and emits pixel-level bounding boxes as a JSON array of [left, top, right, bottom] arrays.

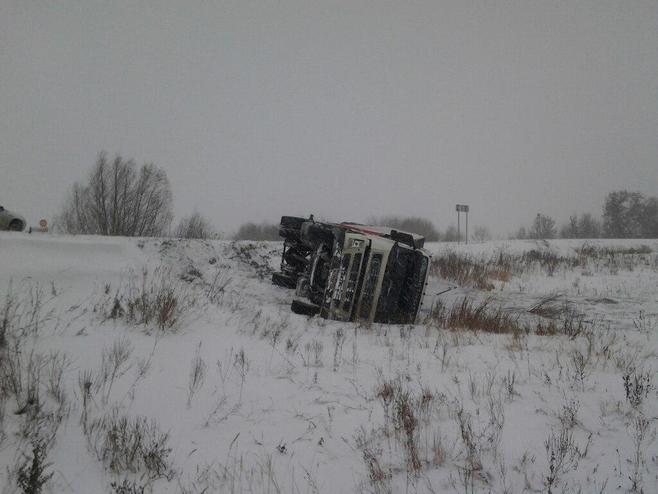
[[0, 233, 656, 493]]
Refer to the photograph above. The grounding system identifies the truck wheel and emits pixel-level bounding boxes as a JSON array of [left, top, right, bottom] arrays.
[[279, 216, 306, 241], [282, 246, 308, 269], [291, 299, 321, 316], [272, 272, 297, 289], [304, 223, 334, 245]]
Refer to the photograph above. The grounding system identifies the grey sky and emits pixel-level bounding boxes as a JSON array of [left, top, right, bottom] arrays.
[[2, 1, 657, 236]]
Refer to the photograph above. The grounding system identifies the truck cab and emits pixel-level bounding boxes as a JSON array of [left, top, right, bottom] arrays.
[[272, 216, 431, 324]]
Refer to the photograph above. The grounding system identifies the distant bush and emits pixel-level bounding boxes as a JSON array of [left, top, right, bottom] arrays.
[[472, 226, 491, 242], [514, 214, 557, 240], [57, 152, 173, 237], [560, 214, 602, 239], [514, 226, 528, 240], [366, 216, 440, 241], [174, 211, 217, 239], [530, 214, 557, 239], [234, 222, 280, 241], [519, 190, 658, 240], [604, 190, 658, 238], [443, 225, 459, 242]]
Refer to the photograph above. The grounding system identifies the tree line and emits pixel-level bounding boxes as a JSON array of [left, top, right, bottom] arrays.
[[56, 153, 486, 241], [57, 153, 215, 239], [58, 154, 655, 241], [515, 190, 658, 240]]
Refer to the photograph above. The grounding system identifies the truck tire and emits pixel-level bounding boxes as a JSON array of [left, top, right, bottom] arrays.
[[279, 216, 306, 241], [303, 222, 335, 245], [290, 299, 321, 316], [282, 246, 308, 269], [272, 272, 297, 289]]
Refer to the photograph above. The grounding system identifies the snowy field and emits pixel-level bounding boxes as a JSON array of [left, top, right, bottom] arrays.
[[0, 232, 657, 493]]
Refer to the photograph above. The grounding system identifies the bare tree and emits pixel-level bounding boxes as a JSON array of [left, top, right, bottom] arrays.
[[57, 152, 173, 236], [443, 224, 459, 242], [530, 214, 557, 239], [560, 213, 602, 239], [602, 190, 658, 238], [514, 226, 528, 240], [472, 225, 491, 242], [578, 213, 602, 238], [603, 190, 644, 238], [559, 215, 579, 239], [640, 197, 658, 237], [175, 211, 217, 239], [367, 215, 440, 241]]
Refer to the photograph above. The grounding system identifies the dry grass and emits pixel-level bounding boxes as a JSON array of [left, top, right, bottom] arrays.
[[0, 284, 70, 494], [431, 245, 656, 290], [429, 297, 526, 334], [99, 266, 193, 331], [431, 252, 511, 290], [87, 409, 173, 480], [428, 295, 590, 338]]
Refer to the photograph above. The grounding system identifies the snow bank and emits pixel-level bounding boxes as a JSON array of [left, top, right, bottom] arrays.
[[0, 233, 656, 493]]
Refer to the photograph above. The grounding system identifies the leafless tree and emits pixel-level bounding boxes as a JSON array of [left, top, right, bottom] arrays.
[[472, 225, 491, 242], [443, 224, 459, 242], [578, 213, 602, 238], [560, 215, 580, 239], [530, 213, 557, 239], [514, 226, 528, 240], [57, 152, 173, 236], [175, 211, 217, 239], [367, 215, 440, 241], [560, 213, 602, 239], [604, 190, 658, 238]]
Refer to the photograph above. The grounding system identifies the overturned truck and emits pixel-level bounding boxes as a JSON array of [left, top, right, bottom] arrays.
[[272, 216, 431, 324]]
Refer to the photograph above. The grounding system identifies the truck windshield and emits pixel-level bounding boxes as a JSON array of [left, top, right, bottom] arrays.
[[374, 246, 427, 324]]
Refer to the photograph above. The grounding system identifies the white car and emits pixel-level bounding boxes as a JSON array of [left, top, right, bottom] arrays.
[[0, 205, 26, 231]]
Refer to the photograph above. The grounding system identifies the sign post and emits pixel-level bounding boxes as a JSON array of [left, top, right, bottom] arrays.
[[455, 204, 470, 244], [456, 205, 460, 244]]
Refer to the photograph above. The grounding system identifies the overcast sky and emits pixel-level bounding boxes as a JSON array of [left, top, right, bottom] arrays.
[[2, 1, 657, 236]]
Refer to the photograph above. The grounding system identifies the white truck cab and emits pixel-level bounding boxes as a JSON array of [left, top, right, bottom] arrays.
[[273, 217, 431, 324]]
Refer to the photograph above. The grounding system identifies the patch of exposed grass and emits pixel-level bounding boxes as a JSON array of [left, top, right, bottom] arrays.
[[87, 409, 173, 480], [431, 244, 656, 289], [428, 297, 525, 334], [431, 252, 511, 290], [98, 266, 193, 331]]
